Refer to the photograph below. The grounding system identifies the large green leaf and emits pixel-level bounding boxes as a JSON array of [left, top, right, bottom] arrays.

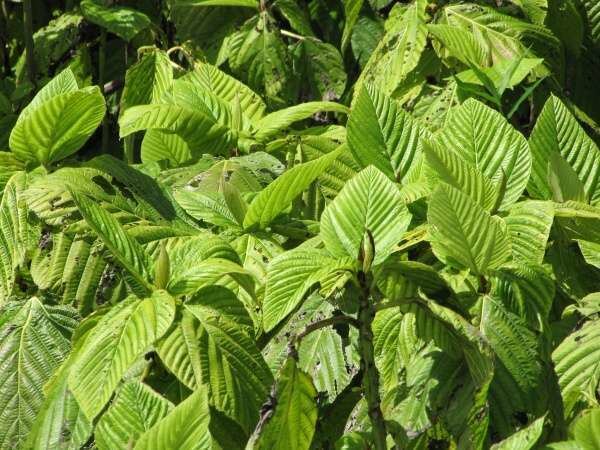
[[68, 291, 175, 421], [427, 184, 511, 274], [571, 408, 600, 450], [244, 147, 342, 230], [490, 415, 545, 450], [0, 299, 78, 449], [96, 381, 173, 450], [71, 190, 153, 296], [423, 139, 499, 211], [504, 200, 554, 265], [81, 0, 151, 41], [348, 84, 428, 183], [553, 318, 600, 403], [159, 291, 272, 432], [133, 387, 212, 450], [481, 296, 542, 394], [254, 102, 349, 142], [263, 248, 352, 332], [320, 166, 412, 264], [341, 0, 365, 51], [250, 357, 318, 450], [529, 95, 600, 205], [433, 98, 531, 210], [9, 69, 105, 167], [120, 50, 173, 112]]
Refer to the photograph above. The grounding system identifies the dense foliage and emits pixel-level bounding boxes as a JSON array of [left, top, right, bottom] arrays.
[[1, 0, 600, 449]]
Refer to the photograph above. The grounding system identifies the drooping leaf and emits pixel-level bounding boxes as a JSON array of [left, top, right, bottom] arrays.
[[81, 0, 151, 41], [68, 292, 175, 421], [250, 357, 318, 450]]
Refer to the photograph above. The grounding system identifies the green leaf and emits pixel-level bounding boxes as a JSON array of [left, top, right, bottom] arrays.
[[263, 249, 352, 332], [133, 387, 212, 450], [250, 357, 318, 450], [254, 102, 349, 142], [68, 291, 175, 421], [581, 0, 600, 46], [427, 184, 511, 274], [433, 98, 531, 210], [0, 299, 78, 449], [553, 318, 600, 402], [423, 139, 499, 212], [244, 147, 342, 230], [428, 24, 488, 67], [578, 239, 600, 268], [119, 104, 233, 155], [547, 152, 587, 203], [490, 415, 545, 450], [120, 50, 173, 113], [70, 190, 153, 296], [321, 166, 412, 265], [481, 296, 542, 394], [293, 39, 347, 101], [81, 0, 151, 41], [141, 130, 192, 166], [504, 200, 554, 265], [9, 70, 106, 167], [188, 309, 272, 432], [348, 84, 428, 183], [528, 95, 600, 205], [341, 0, 365, 51], [183, 62, 266, 123], [95, 381, 173, 450], [572, 409, 600, 450]]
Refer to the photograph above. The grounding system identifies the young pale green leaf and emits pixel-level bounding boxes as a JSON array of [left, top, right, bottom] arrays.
[[321, 166, 411, 265], [244, 147, 342, 230], [70, 190, 153, 296], [95, 381, 173, 450], [504, 200, 554, 265], [529, 95, 600, 205], [250, 357, 318, 450], [434, 98, 531, 210], [253, 102, 349, 142], [133, 387, 212, 450], [0, 299, 79, 449], [9, 84, 105, 166], [120, 50, 173, 113], [81, 0, 151, 41], [427, 184, 511, 274], [490, 415, 545, 450], [68, 292, 175, 421], [348, 83, 428, 183]]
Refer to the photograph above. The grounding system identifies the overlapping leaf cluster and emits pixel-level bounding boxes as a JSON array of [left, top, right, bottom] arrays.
[[0, 0, 599, 449]]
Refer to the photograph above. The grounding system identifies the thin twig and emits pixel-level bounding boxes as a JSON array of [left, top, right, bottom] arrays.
[[288, 315, 359, 355], [280, 29, 306, 41], [22, 0, 36, 87]]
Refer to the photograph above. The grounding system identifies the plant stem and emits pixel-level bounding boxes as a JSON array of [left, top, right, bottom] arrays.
[[289, 315, 359, 350], [357, 270, 387, 450], [280, 29, 305, 41], [22, 0, 36, 86], [99, 29, 108, 154]]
